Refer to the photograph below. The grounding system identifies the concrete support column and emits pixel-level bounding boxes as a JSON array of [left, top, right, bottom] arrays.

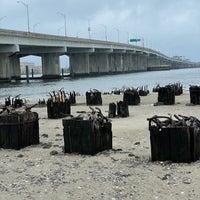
[[109, 54, 123, 72], [42, 53, 61, 79], [147, 56, 157, 68], [137, 54, 147, 71], [9, 54, 20, 79], [131, 54, 138, 71], [123, 54, 132, 72], [0, 53, 10, 81], [69, 53, 90, 76], [89, 53, 109, 74], [108, 54, 115, 73]]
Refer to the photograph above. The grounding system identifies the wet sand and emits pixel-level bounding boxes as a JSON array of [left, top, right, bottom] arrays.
[[0, 91, 200, 200]]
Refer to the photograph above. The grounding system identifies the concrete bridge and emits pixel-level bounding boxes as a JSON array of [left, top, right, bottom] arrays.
[[0, 28, 197, 81]]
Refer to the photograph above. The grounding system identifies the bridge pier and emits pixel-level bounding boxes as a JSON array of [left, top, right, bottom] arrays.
[[89, 53, 109, 74], [69, 53, 90, 76], [0, 53, 11, 81], [123, 54, 132, 72], [130, 54, 139, 71], [42, 53, 61, 79], [9, 54, 20, 79], [109, 54, 123, 73], [137, 53, 148, 71]]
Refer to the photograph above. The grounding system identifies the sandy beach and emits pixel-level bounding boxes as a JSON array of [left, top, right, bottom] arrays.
[[0, 91, 200, 200]]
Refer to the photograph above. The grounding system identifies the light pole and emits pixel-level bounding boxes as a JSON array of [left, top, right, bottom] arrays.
[[115, 28, 119, 43], [100, 24, 107, 41], [0, 16, 6, 22], [88, 20, 91, 39], [33, 23, 39, 32], [126, 32, 129, 44], [57, 26, 64, 35], [57, 12, 67, 37], [17, 1, 30, 32]]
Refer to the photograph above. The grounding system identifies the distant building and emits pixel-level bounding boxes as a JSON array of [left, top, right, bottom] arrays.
[[20, 62, 42, 75]]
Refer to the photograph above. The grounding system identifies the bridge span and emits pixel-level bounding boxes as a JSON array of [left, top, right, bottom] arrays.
[[0, 28, 197, 81]]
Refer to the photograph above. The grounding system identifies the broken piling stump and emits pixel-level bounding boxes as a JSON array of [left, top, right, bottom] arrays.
[[157, 85, 175, 105], [123, 88, 140, 105], [47, 89, 71, 119], [147, 115, 200, 163], [108, 102, 117, 118], [190, 85, 200, 105], [86, 89, 102, 106], [63, 107, 112, 155], [0, 109, 39, 150], [117, 101, 129, 117]]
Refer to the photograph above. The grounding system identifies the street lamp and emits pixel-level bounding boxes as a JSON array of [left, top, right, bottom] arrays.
[[57, 12, 67, 37], [33, 23, 39, 32], [126, 32, 129, 44], [100, 24, 107, 41], [57, 26, 64, 35], [0, 16, 6, 22], [88, 20, 91, 39], [17, 1, 30, 32], [114, 28, 119, 43]]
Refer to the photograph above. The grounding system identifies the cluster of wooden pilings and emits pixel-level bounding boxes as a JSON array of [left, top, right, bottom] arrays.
[[0, 101, 39, 150], [148, 115, 200, 163], [63, 107, 112, 155]]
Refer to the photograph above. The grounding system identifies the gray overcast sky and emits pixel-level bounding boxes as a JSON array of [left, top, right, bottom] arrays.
[[0, 0, 200, 62]]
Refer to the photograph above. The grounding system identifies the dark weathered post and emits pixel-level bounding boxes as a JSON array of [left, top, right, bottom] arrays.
[[26, 65, 29, 83], [190, 85, 200, 104], [31, 68, 34, 78], [63, 108, 112, 155], [62, 68, 64, 77], [147, 115, 200, 163]]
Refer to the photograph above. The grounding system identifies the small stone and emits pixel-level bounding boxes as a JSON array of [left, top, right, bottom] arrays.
[[183, 178, 191, 184], [17, 154, 24, 158], [134, 142, 140, 145], [42, 143, 52, 149], [41, 134, 48, 138], [128, 153, 135, 157], [56, 134, 62, 137], [161, 174, 171, 180], [50, 150, 58, 155]]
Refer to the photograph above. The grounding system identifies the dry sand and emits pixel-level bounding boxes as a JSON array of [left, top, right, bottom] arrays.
[[0, 91, 200, 200]]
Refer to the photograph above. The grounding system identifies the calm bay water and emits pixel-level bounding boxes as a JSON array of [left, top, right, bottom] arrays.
[[0, 68, 199, 99]]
